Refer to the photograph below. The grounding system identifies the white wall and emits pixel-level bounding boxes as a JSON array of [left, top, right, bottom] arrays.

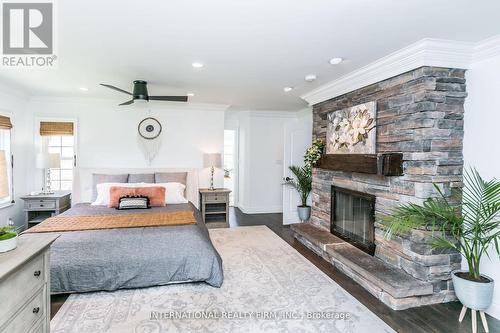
[[26, 98, 226, 193], [0, 85, 32, 230], [464, 52, 500, 320], [236, 111, 297, 214]]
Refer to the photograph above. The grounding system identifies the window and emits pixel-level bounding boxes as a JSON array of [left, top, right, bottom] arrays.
[[0, 128, 12, 205], [46, 135, 74, 191], [0, 115, 13, 206]]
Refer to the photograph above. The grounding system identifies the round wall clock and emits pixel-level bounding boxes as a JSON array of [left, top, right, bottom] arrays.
[[138, 117, 162, 140]]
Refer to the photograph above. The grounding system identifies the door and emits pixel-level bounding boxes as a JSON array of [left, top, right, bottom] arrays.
[[282, 116, 312, 225]]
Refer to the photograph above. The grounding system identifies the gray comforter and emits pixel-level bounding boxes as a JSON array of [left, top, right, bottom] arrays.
[[48, 203, 223, 293]]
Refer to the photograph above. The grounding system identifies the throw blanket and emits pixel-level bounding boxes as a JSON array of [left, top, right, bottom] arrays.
[[25, 210, 197, 233]]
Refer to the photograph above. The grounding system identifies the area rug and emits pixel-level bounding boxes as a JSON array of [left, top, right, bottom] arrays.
[[51, 226, 394, 333]]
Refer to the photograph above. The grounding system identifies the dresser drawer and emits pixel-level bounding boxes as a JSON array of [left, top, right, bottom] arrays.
[[0, 287, 45, 333], [28, 200, 56, 210], [29, 317, 47, 333], [0, 253, 45, 324], [204, 193, 228, 203]]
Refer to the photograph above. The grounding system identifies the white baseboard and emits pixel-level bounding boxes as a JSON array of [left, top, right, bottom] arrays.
[[237, 204, 282, 214]]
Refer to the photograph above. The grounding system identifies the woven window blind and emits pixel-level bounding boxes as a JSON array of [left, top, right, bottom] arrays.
[[40, 121, 74, 136], [0, 150, 9, 199], [0, 116, 12, 130]]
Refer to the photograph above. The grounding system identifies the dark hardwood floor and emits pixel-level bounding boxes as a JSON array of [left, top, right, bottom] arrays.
[[51, 207, 500, 333]]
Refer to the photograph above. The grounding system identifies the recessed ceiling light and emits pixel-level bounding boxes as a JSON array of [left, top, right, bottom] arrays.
[[191, 62, 204, 68], [329, 57, 343, 65], [283, 87, 293, 93], [79, 87, 89, 91], [305, 74, 317, 82], [187, 93, 195, 97]]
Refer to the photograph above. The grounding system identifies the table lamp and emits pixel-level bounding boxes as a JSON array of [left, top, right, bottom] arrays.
[[203, 153, 221, 190], [36, 152, 61, 194]]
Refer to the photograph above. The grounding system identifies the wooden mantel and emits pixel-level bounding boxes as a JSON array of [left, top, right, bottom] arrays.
[[315, 153, 403, 176]]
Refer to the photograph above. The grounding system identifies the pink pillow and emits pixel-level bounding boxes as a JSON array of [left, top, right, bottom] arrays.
[[109, 186, 166, 208]]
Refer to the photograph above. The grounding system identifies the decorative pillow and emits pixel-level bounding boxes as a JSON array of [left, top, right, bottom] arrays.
[[117, 196, 150, 210], [128, 173, 154, 183], [154, 172, 187, 185], [92, 174, 128, 201], [109, 186, 166, 208]]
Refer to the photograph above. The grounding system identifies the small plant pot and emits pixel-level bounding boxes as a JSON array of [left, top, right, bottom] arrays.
[[452, 270, 494, 310], [297, 206, 311, 222], [0, 235, 17, 253]]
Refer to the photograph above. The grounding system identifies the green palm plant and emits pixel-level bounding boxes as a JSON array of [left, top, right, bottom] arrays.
[[283, 165, 312, 207], [385, 168, 500, 281]]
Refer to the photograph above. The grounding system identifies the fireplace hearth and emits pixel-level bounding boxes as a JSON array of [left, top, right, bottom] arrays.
[[331, 186, 375, 255]]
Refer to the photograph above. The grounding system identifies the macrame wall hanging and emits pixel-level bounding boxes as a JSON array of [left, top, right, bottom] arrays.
[[137, 117, 162, 165]]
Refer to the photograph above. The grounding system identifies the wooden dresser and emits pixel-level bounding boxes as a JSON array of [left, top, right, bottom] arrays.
[[0, 234, 59, 333]]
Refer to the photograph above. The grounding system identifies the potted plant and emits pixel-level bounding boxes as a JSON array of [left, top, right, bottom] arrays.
[[283, 165, 312, 222], [384, 168, 500, 325], [0, 225, 18, 253], [304, 138, 325, 169]]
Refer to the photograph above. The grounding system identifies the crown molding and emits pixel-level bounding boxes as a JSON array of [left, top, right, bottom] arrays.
[[238, 110, 301, 118], [301, 38, 474, 106], [473, 35, 500, 62]]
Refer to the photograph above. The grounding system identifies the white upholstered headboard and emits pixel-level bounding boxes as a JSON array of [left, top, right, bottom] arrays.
[[73, 168, 199, 208]]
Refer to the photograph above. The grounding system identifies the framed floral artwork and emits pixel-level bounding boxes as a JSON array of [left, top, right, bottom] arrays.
[[326, 101, 376, 154]]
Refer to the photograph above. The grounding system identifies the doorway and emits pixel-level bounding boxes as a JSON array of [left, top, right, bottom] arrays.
[[223, 129, 237, 206]]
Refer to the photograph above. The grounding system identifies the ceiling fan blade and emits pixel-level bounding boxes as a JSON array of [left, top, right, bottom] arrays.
[[100, 84, 132, 95], [149, 96, 188, 102], [119, 99, 134, 106]]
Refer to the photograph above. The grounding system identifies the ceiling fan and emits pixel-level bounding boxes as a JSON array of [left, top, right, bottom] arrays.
[[100, 80, 188, 105]]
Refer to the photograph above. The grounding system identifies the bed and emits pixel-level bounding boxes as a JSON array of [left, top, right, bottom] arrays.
[[24, 168, 224, 294]]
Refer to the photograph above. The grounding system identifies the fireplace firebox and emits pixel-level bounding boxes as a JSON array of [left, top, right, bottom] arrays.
[[331, 186, 375, 255]]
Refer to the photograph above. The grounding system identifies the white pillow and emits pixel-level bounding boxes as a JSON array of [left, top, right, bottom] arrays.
[[91, 182, 138, 206], [91, 182, 188, 206], [161, 182, 188, 204]]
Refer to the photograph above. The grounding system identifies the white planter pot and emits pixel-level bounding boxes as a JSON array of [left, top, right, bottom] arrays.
[[452, 270, 494, 311], [0, 235, 17, 253], [297, 206, 311, 222]]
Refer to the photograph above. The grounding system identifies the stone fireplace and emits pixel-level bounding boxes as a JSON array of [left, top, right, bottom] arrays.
[[292, 66, 465, 310]]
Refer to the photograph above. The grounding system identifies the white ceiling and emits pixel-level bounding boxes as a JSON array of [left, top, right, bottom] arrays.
[[1, 0, 500, 110]]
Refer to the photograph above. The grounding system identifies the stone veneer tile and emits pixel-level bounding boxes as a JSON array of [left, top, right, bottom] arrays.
[[307, 66, 465, 309]]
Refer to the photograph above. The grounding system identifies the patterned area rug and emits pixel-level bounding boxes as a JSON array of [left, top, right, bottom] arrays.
[[51, 226, 394, 333]]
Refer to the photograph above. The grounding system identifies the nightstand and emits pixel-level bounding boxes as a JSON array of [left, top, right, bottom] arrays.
[[199, 188, 231, 227], [20, 191, 71, 229]]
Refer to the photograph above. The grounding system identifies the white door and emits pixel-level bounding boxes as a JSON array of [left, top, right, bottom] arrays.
[[282, 116, 312, 225]]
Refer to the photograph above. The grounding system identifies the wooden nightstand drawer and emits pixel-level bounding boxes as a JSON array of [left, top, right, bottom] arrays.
[[0, 287, 46, 333], [28, 200, 56, 210], [0, 253, 45, 325], [204, 193, 228, 203]]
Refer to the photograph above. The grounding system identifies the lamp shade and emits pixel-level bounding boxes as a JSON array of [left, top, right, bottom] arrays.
[[36, 153, 61, 169], [203, 153, 222, 168]]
